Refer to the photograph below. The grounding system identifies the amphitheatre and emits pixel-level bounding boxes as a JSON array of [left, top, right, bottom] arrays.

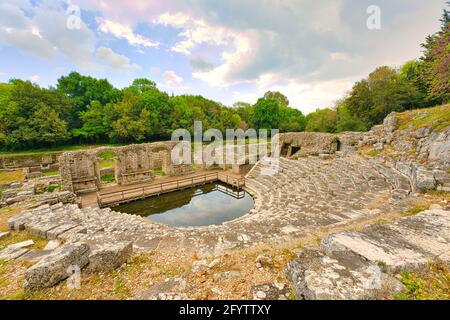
[[0, 106, 449, 300]]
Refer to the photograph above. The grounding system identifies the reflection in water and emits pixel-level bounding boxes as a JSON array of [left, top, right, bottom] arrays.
[[113, 183, 255, 227]]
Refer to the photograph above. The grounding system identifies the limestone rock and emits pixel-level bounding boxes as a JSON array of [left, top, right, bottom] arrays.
[[191, 259, 209, 273], [251, 283, 290, 300], [321, 209, 450, 272], [0, 247, 29, 261], [213, 271, 241, 282], [8, 239, 34, 250], [415, 168, 437, 191], [24, 242, 90, 291], [383, 113, 398, 134], [135, 277, 189, 300], [255, 254, 274, 268], [44, 239, 61, 251], [86, 241, 132, 273], [0, 231, 10, 240], [286, 250, 385, 300], [18, 249, 54, 262]]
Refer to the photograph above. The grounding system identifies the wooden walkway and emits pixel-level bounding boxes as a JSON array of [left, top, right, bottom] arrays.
[[80, 171, 245, 208]]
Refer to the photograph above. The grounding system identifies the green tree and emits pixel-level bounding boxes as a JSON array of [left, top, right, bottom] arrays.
[[56, 72, 122, 129], [419, 7, 450, 103], [264, 91, 289, 106], [0, 81, 70, 149], [72, 101, 111, 142], [278, 106, 306, 132], [305, 108, 338, 133], [251, 98, 280, 130], [109, 91, 152, 142], [233, 102, 254, 129], [335, 101, 368, 132]]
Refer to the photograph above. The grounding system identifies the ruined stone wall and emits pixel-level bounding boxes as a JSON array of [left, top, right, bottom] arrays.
[[0, 153, 59, 170], [59, 141, 194, 193], [276, 132, 364, 158]]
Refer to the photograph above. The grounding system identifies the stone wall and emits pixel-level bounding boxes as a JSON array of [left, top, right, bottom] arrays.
[[0, 153, 59, 170], [59, 141, 194, 193], [276, 132, 363, 158]]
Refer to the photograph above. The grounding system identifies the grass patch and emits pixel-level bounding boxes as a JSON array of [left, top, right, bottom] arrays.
[[0, 208, 22, 231], [0, 230, 47, 251], [44, 171, 59, 177], [100, 160, 114, 168], [99, 152, 116, 161], [366, 150, 379, 157], [397, 104, 450, 132], [100, 174, 115, 183], [0, 144, 124, 158], [394, 261, 450, 300], [400, 204, 430, 217], [0, 170, 24, 184], [153, 168, 166, 176], [425, 190, 450, 201], [46, 184, 60, 193]]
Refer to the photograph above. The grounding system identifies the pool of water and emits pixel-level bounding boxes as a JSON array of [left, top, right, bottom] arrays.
[[112, 182, 255, 227]]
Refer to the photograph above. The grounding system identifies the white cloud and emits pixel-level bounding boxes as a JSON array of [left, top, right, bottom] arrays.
[[29, 74, 40, 83], [96, 47, 141, 71], [150, 66, 160, 75], [233, 77, 357, 115], [0, 27, 57, 60], [163, 70, 183, 86], [0, 1, 98, 68], [155, 12, 256, 86], [96, 18, 159, 47], [156, 12, 231, 54]]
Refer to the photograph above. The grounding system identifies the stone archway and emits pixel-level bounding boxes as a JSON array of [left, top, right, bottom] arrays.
[[149, 146, 173, 177], [96, 150, 119, 186]]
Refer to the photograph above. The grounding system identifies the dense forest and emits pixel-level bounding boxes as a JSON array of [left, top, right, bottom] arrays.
[[0, 8, 448, 150]]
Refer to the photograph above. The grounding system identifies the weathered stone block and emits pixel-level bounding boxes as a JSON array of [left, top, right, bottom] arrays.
[[86, 241, 132, 273], [24, 243, 90, 291], [286, 249, 387, 300]]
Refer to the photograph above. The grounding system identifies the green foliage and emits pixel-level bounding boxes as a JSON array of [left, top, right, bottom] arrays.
[[263, 91, 289, 106], [335, 102, 368, 132], [154, 168, 166, 176], [279, 106, 306, 132], [395, 261, 450, 300], [419, 9, 450, 104], [99, 151, 117, 161], [251, 98, 280, 130], [0, 81, 71, 149], [101, 174, 115, 183], [401, 204, 430, 217], [56, 72, 122, 112], [305, 108, 338, 133], [46, 184, 60, 193], [72, 101, 111, 142], [44, 171, 59, 177], [396, 105, 450, 132]]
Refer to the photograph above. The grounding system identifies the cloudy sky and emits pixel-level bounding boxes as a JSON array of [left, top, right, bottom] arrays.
[[0, 0, 446, 114]]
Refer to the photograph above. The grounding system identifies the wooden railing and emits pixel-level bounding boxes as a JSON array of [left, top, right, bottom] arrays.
[[97, 172, 245, 208]]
